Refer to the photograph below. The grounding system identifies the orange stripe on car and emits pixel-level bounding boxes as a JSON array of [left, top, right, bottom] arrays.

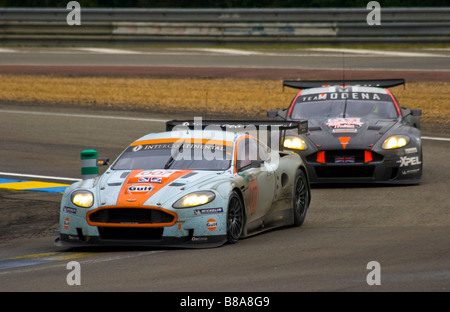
[[131, 138, 233, 147], [116, 169, 193, 207], [86, 169, 194, 227]]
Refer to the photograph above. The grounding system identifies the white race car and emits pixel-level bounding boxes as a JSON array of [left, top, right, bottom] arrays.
[[55, 119, 311, 248]]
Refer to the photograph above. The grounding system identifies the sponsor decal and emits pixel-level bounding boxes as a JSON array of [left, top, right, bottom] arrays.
[[135, 170, 178, 178], [192, 237, 208, 242], [68, 235, 79, 241], [131, 142, 226, 152], [194, 208, 223, 215], [404, 147, 418, 154], [63, 206, 77, 214], [300, 92, 383, 102], [335, 156, 355, 163], [207, 218, 217, 231], [401, 168, 421, 175], [138, 177, 162, 183], [398, 156, 421, 167], [127, 184, 153, 195], [327, 118, 363, 130], [64, 217, 70, 230]]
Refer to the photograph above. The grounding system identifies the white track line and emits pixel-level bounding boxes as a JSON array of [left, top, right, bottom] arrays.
[[0, 109, 167, 123], [0, 172, 81, 182], [188, 48, 264, 56], [309, 48, 449, 58], [422, 136, 450, 142], [0, 250, 165, 275], [1, 109, 448, 141], [0, 48, 18, 53], [75, 48, 143, 54]]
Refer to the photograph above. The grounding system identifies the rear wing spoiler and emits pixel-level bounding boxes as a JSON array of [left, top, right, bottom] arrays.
[[283, 79, 405, 90], [166, 119, 308, 135], [166, 119, 308, 151]]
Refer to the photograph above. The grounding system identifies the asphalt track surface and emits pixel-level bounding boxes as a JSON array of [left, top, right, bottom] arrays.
[[0, 47, 449, 294], [0, 47, 449, 80]]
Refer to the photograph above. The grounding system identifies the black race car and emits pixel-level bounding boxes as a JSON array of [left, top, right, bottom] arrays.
[[268, 79, 422, 185]]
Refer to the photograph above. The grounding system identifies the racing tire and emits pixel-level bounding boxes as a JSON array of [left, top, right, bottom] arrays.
[[226, 191, 245, 244], [293, 169, 310, 227]]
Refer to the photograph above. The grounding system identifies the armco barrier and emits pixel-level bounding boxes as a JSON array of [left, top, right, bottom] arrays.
[[0, 8, 449, 45]]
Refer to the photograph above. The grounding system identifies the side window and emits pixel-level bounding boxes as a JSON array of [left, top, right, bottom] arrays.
[[236, 138, 266, 171], [257, 141, 270, 162], [236, 139, 251, 170]]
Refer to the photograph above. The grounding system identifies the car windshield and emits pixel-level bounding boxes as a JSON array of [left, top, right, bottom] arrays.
[[290, 99, 398, 120], [112, 141, 232, 171]]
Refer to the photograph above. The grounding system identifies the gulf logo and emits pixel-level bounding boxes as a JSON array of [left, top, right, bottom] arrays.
[[127, 184, 153, 195], [64, 217, 70, 230], [206, 218, 217, 231]]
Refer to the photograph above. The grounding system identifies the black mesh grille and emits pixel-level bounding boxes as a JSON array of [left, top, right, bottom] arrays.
[[98, 227, 164, 240], [315, 165, 375, 178], [89, 208, 175, 225]]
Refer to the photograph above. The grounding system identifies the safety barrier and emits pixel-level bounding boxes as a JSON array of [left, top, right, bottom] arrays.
[[0, 8, 449, 45]]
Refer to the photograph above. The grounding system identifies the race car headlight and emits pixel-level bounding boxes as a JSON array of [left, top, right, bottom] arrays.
[[173, 191, 215, 208], [71, 190, 94, 208], [283, 137, 308, 150], [382, 135, 410, 149]]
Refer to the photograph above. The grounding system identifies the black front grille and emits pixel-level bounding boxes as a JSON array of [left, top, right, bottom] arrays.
[[89, 208, 175, 225], [315, 165, 375, 178], [98, 227, 164, 240]]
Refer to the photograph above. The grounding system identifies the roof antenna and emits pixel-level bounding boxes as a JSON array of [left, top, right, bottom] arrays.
[[205, 91, 208, 119], [342, 49, 346, 86]]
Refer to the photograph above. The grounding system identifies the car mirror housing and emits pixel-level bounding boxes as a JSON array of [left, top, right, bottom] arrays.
[[411, 109, 422, 116]]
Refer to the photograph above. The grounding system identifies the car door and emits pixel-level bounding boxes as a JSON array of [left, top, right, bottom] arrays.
[[236, 137, 275, 222]]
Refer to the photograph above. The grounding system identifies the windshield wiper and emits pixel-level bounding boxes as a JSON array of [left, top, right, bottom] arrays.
[[164, 143, 183, 169]]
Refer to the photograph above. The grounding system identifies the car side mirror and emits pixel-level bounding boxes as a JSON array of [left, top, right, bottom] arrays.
[[251, 159, 264, 167], [267, 109, 287, 120], [96, 158, 110, 166], [267, 110, 278, 118], [236, 159, 251, 171], [411, 109, 422, 116]]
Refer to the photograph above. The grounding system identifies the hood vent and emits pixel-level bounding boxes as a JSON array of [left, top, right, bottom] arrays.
[[120, 171, 130, 179], [179, 172, 198, 179]]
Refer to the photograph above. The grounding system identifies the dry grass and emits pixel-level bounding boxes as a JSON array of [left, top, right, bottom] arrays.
[[0, 74, 448, 126]]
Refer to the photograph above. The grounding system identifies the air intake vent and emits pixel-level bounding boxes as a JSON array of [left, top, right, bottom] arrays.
[[87, 207, 177, 227], [315, 165, 375, 178], [98, 227, 164, 240]]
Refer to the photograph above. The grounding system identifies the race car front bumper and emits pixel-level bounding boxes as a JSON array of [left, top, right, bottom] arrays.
[[55, 232, 227, 248], [56, 204, 228, 248], [298, 147, 422, 185]]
